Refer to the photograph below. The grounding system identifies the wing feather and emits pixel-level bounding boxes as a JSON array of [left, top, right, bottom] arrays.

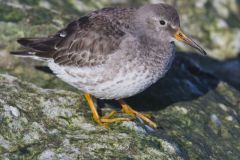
[[53, 17, 128, 66], [12, 8, 135, 67]]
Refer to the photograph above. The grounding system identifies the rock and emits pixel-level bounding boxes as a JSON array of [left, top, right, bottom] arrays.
[[0, 74, 186, 159]]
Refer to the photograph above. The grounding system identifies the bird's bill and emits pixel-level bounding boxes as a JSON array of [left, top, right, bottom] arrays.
[[174, 29, 207, 55]]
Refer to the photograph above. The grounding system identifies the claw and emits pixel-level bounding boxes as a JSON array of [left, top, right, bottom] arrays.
[[119, 99, 157, 128]]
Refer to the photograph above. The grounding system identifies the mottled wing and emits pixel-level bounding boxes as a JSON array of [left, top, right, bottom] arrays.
[[11, 8, 134, 66], [52, 8, 133, 67]]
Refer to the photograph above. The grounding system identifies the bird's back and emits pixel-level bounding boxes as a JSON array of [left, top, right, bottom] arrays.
[[11, 7, 136, 67]]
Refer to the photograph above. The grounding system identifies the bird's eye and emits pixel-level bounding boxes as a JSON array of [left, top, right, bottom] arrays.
[[159, 20, 166, 26]]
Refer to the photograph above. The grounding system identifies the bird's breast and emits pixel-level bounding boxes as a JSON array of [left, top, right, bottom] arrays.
[[140, 42, 176, 80]]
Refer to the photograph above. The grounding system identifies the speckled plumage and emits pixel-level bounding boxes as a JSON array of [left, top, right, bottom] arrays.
[[11, 3, 180, 99]]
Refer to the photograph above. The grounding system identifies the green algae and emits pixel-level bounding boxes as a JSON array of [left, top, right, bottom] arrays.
[[0, 4, 25, 22], [19, 0, 40, 6]]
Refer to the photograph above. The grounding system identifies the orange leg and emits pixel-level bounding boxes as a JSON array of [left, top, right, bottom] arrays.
[[84, 93, 130, 127], [119, 99, 157, 128]]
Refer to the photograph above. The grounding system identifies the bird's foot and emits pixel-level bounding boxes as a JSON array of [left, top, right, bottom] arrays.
[[84, 93, 155, 128], [119, 100, 157, 128], [93, 110, 130, 128]]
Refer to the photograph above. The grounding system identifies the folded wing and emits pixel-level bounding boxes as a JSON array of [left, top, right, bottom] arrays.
[[11, 8, 133, 67]]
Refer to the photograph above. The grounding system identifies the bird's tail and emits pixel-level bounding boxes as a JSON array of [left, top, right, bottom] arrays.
[[10, 36, 60, 60]]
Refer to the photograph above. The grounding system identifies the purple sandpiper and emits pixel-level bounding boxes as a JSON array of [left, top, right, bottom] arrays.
[[11, 3, 207, 128]]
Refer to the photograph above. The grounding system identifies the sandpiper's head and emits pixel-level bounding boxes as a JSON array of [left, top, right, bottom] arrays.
[[135, 3, 207, 55]]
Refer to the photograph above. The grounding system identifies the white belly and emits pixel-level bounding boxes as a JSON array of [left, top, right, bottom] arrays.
[[48, 61, 155, 100]]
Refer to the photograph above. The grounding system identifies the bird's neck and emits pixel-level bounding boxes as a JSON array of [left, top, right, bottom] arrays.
[[138, 34, 176, 72]]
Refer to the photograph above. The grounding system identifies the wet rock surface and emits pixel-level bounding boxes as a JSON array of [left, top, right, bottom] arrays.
[[0, 0, 240, 159]]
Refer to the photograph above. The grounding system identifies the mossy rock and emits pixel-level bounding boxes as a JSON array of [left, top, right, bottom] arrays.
[[19, 0, 40, 6], [0, 4, 26, 22]]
